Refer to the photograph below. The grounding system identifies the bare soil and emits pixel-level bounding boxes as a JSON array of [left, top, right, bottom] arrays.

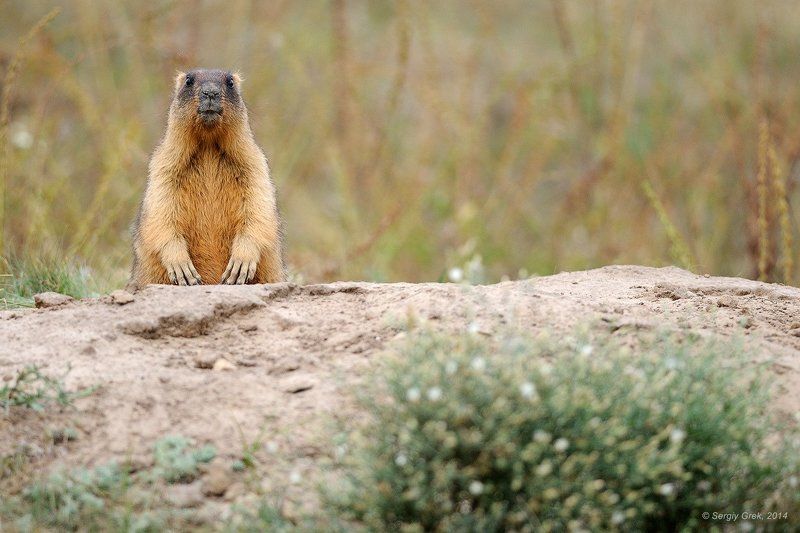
[[2, 265, 800, 515]]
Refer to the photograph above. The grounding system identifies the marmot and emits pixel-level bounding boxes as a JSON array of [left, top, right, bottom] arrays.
[[129, 68, 284, 288]]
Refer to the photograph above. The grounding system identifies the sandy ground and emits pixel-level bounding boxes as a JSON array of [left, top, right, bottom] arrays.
[[2, 265, 800, 513]]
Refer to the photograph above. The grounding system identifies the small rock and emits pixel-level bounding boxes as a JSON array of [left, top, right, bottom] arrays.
[[213, 358, 236, 371], [281, 375, 315, 394], [110, 289, 135, 305], [201, 464, 233, 497], [81, 345, 97, 356], [194, 353, 217, 369], [33, 292, 73, 308], [269, 357, 301, 375], [165, 481, 204, 508], [224, 481, 246, 501], [717, 295, 737, 308]]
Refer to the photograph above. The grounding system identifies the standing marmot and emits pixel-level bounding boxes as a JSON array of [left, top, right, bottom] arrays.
[[129, 68, 284, 287]]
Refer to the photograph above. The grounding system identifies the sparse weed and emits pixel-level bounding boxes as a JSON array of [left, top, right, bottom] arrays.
[[0, 365, 93, 414], [151, 435, 216, 484], [334, 330, 800, 531], [1, 435, 218, 531]]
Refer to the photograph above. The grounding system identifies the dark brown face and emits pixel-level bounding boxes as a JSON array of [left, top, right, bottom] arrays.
[[173, 69, 243, 127]]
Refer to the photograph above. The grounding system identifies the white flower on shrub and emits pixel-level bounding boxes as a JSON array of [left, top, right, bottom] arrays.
[[289, 470, 302, 484], [468, 480, 484, 495], [406, 387, 421, 402], [554, 438, 569, 452], [519, 381, 536, 399], [533, 430, 551, 443], [427, 387, 442, 401], [471, 357, 486, 371], [535, 461, 553, 476], [611, 511, 626, 525], [579, 344, 594, 357], [658, 483, 675, 496], [467, 322, 480, 335], [669, 428, 686, 444], [395, 453, 408, 466]]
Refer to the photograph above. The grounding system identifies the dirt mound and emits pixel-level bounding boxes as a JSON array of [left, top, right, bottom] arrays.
[[2, 265, 800, 508]]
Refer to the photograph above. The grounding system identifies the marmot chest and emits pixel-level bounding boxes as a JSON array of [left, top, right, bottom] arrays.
[[175, 151, 245, 257]]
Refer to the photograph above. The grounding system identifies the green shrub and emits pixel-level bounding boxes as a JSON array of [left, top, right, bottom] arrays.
[[336, 331, 800, 532]]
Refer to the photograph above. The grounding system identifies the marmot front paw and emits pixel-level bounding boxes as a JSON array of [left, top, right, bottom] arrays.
[[221, 257, 257, 284], [166, 260, 202, 286]]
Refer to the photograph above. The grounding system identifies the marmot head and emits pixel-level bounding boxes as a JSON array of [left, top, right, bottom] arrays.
[[170, 69, 246, 130]]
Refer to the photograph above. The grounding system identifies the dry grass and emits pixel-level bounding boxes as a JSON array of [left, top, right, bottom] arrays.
[[1, 0, 799, 287]]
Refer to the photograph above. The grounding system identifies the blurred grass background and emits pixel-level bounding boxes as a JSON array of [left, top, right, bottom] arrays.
[[1, 0, 799, 292]]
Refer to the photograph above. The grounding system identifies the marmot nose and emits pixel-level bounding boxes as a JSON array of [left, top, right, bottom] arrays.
[[200, 83, 221, 99]]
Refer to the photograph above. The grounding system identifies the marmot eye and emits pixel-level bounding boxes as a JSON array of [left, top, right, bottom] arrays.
[[185, 74, 195, 87], [226, 75, 234, 88]]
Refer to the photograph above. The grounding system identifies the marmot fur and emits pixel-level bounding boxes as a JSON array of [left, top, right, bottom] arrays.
[[129, 68, 284, 287]]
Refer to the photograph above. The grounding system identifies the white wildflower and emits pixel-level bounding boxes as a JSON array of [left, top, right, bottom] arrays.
[[265, 441, 279, 453], [468, 480, 484, 495], [467, 322, 480, 335], [11, 128, 33, 150], [406, 387, 421, 402], [289, 470, 302, 484], [519, 381, 537, 399], [669, 428, 686, 444], [579, 344, 594, 357], [535, 461, 553, 477], [554, 438, 570, 452], [427, 387, 442, 401], [471, 357, 486, 371], [533, 430, 551, 443], [658, 483, 675, 496], [611, 511, 626, 525], [395, 453, 408, 467], [448, 267, 464, 283]]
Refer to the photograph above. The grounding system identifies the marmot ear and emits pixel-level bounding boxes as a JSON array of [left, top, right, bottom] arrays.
[[173, 71, 186, 93], [232, 72, 243, 89]]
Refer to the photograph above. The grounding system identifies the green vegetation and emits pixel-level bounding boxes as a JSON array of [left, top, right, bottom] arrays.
[[1, 436, 217, 532], [151, 435, 217, 484], [0, 256, 96, 308], [1, 365, 93, 414], [334, 331, 800, 531], [1, 2, 799, 284]]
